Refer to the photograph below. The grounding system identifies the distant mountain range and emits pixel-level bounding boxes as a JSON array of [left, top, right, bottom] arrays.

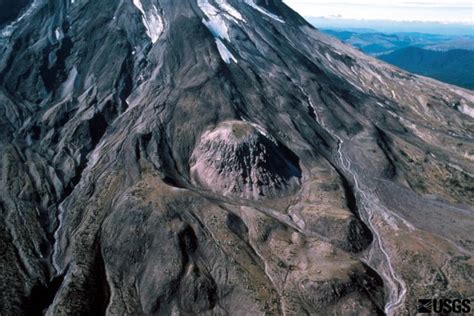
[[322, 29, 474, 90], [379, 47, 474, 90], [308, 17, 474, 36], [322, 29, 474, 55]]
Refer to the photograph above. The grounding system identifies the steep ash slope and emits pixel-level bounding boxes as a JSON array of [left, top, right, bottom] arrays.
[[0, 0, 473, 315], [0, 0, 32, 26]]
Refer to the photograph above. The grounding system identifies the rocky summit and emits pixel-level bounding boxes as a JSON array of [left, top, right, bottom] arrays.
[[0, 0, 473, 315]]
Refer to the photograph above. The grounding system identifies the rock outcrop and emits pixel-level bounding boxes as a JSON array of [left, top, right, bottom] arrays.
[[190, 120, 301, 199]]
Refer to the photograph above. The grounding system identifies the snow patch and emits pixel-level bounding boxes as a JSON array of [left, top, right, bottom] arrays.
[[198, 0, 231, 41], [453, 88, 474, 103], [132, 0, 164, 43], [198, 0, 247, 40], [198, 0, 219, 16], [215, 38, 237, 63], [244, 0, 285, 23], [197, 0, 242, 62], [202, 17, 229, 41], [54, 27, 64, 41], [216, 0, 244, 21], [460, 104, 474, 119], [325, 52, 333, 63]]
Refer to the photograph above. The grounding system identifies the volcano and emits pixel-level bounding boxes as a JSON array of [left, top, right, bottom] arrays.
[[0, 0, 473, 315]]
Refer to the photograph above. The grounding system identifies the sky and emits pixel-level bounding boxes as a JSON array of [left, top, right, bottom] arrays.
[[283, 0, 474, 24]]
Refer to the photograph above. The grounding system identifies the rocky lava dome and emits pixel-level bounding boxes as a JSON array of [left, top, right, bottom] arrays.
[[190, 120, 301, 199]]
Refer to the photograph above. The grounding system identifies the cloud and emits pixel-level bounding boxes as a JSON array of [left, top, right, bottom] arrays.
[[283, 0, 473, 24]]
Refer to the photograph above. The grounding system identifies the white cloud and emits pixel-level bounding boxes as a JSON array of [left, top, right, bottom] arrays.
[[283, 0, 473, 24]]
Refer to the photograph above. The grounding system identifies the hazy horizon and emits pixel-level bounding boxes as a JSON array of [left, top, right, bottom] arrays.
[[305, 17, 474, 36], [284, 0, 473, 25]]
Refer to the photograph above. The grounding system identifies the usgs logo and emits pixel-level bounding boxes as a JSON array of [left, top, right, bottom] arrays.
[[418, 298, 471, 314]]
